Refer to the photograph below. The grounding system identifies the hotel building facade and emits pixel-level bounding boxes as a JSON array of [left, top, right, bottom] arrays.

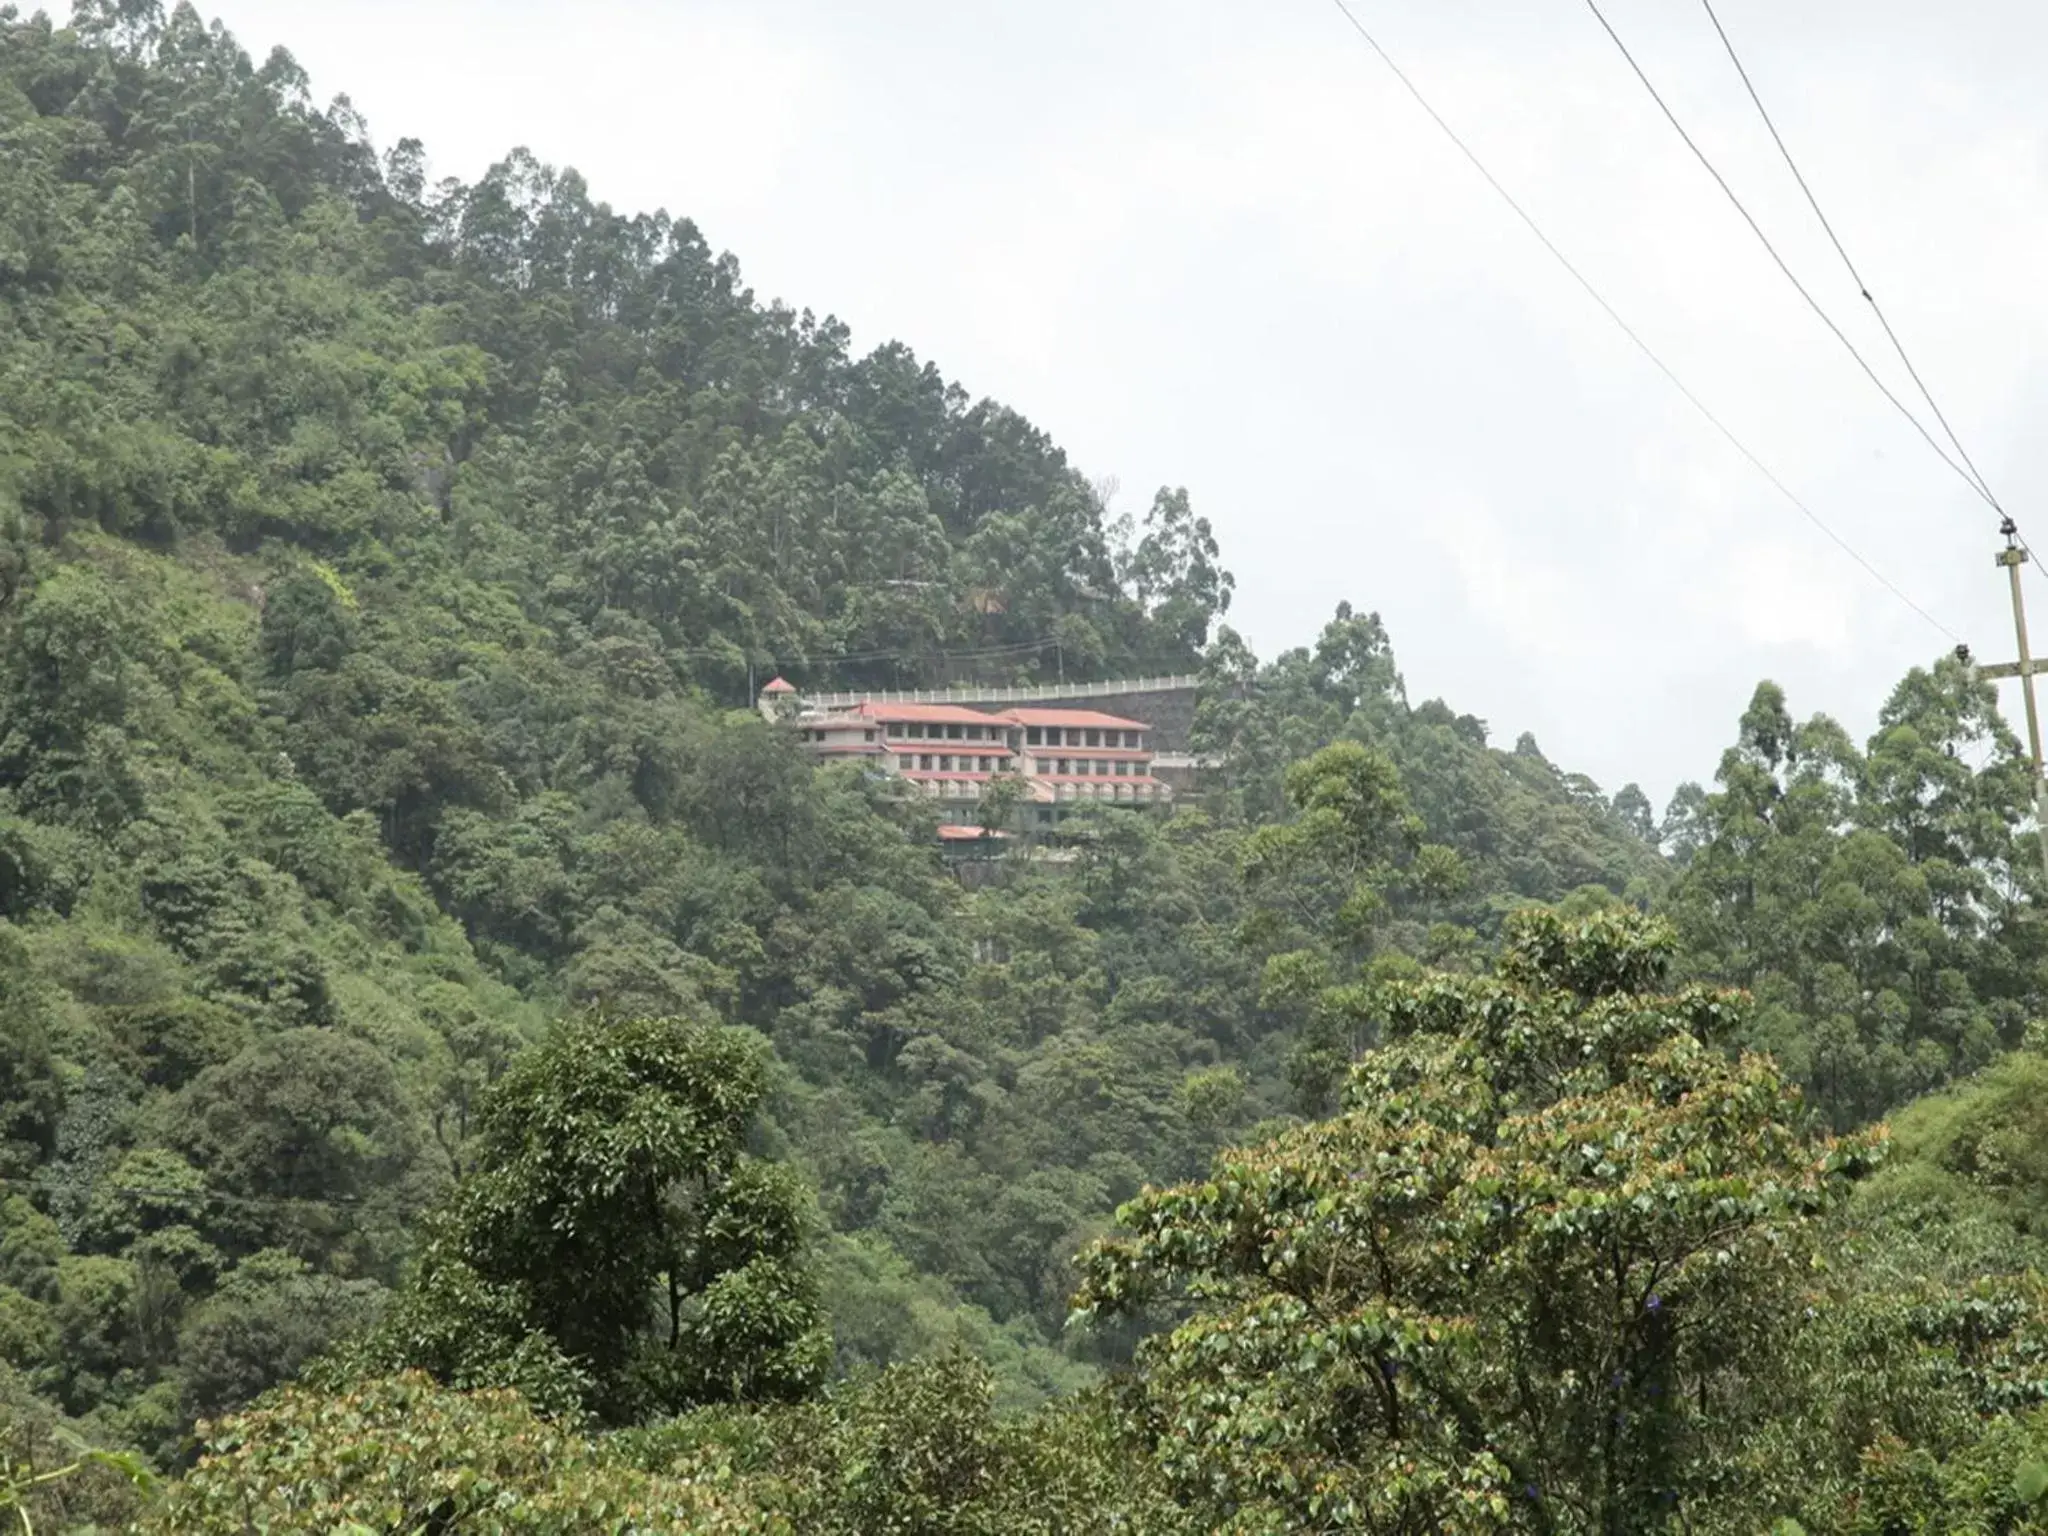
[[758, 679, 1170, 828]]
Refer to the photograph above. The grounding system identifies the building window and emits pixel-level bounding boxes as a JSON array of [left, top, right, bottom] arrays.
[[1057, 758, 1070, 775], [900, 756, 914, 770], [1036, 807, 1053, 825], [946, 724, 963, 740], [1084, 730, 1099, 747], [1026, 726, 1042, 746], [999, 757, 1012, 772], [863, 730, 875, 742], [920, 755, 934, 771]]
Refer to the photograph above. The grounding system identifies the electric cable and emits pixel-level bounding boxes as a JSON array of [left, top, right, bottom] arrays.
[[1581, 0, 2003, 528], [1323, 0, 1962, 643], [1692, 0, 2043, 572]]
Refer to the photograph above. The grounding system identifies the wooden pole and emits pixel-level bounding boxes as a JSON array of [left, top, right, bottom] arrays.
[[1995, 536, 2048, 883]]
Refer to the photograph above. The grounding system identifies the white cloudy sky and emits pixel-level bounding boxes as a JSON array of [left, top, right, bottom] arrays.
[[195, 0, 2048, 805]]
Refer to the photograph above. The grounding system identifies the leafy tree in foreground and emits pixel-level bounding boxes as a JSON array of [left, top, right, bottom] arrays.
[[143, 1372, 775, 1535], [1073, 907, 1881, 1534], [341, 1013, 829, 1423], [620, 1352, 1190, 1535]]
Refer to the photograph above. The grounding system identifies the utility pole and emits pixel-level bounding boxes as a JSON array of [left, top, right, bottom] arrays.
[[1976, 518, 2048, 882]]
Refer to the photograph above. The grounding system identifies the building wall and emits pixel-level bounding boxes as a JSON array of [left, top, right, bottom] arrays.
[[803, 678, 1204, 753]]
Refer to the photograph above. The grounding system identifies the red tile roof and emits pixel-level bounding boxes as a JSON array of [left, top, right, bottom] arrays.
[[998, 707, 1149, 731], [936, 824, 1008, 841], [761, 676, 797, 694]]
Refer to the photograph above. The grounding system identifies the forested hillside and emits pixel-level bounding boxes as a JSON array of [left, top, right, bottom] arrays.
[[7, 5, 2048, 1533]]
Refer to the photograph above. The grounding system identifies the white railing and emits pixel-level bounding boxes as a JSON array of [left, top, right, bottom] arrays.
[[804, 675, 1201, 709]]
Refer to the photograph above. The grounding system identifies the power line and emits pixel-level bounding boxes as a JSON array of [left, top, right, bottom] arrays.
[[1692, 0, 2039, 568], [1579, 0, 1999, 526], [1321, 0, 1961, 644]]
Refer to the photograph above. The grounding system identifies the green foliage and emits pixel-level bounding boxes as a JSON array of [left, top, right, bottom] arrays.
[[619, 1353, 1188, 1535], [345, 1012, 829, 1422], [1240, 738, 1452, 1113], [1195, 604, 1667, 926], [0, 1364, 152, 1534], [144, 1373, 776, 1534], [176, 1249, 384, 1427], [1666, 661, 2045, 1126], [1074, 908, 1878, 1533]]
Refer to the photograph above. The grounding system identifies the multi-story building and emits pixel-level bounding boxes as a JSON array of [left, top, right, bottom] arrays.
[[761, 681, 1170, 828], [1001, 707, 1166, 817]]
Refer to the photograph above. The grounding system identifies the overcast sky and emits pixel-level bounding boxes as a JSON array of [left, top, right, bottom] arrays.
[[192, 0, 2048, 806]]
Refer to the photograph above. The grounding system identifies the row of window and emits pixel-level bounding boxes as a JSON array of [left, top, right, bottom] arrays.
[[901, 755, 1014, 774], [881, 722, 1147, 749], [800, 728, 877, 744], [1024, 726, 1142, 749], [1031, 758, 1143, 779], [1055, 780, 1158, 801], [891, 721, 1005, 742], [913, 778, 1161, 802]]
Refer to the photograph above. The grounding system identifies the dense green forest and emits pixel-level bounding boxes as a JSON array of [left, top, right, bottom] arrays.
[[5, 4, 2048, 1531]]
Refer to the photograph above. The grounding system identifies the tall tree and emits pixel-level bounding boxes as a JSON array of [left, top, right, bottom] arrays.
[[1075, 907, 1879, 1534], [347, 1011, 828, 1422]]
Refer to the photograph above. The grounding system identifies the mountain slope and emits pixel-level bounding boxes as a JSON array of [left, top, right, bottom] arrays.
[[0, 0, 1672, 1460]]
